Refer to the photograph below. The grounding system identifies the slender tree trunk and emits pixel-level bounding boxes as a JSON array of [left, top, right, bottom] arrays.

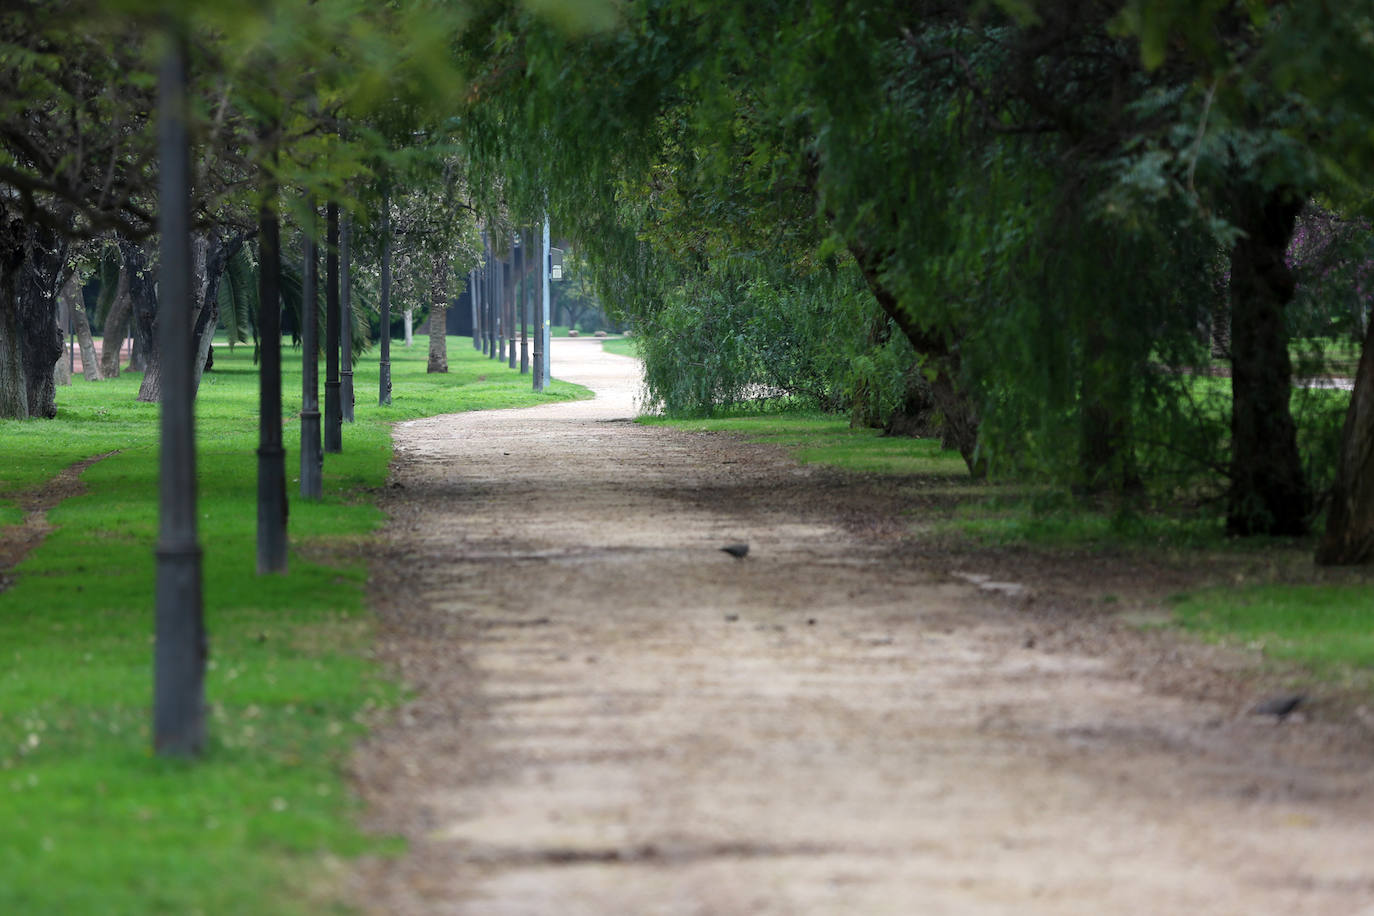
[[849, 240, 984, 476], [256, 147, 288, 575], [379, 185, 392, 406], [190, 231, 244, 396], [519, 231, 529, 374], [100, 267, 130, 378], [63, 271, 102, 381], [124, 240, 161, 400], [1317, 315, 1374, 564], [324, 201, 341, 452], [340, 217, 354, 423], [151, 27, 206, 758], [53, 281, 71, 387], [127, 330, 145, 373], [1226, 186, 1309, 536], [427, 253, 449, 373], [403, 307, 413, 347], [471, 267, 480, 351], [300, 207, 322, 500], [498, 256, 508, 364]]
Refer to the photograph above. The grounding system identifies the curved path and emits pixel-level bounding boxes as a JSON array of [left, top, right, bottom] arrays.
[[351, 339, 1374, 914]]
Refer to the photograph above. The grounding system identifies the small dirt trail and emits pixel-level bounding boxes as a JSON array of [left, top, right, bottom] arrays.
[[352, 340, 1374, 915]]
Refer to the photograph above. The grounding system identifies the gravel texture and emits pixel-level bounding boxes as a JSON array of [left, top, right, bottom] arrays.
[[350, 340, 1374, 915]]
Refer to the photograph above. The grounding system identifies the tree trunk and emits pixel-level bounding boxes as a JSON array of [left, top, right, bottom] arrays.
[[190, 231, 244, 396], [61, 270, 102, 381], [379, 185, 392, 406], [1316, 315, 1374, 564], [849, 241, 984, 476], [53, 349, 71, 387], [15, 224, 67, 418], [1226, 186, 1309, 536], [53, 276, 71, 387], [122, 239, 161, 400], [100, 266, 130, 378], [403, 307, 413, 347], [126, 330, 145, 373], [324, 202, 341, 452], [0, 239, 26, 418], [427, 254, 450, 373], [256, 164, 288, 574]]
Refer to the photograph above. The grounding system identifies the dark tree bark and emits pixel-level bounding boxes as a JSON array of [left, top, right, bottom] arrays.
[[849, 240, 985, 476], [122, 239, 160, 398], [1317, 315, 1374, 565], [324, 201, 341, 451], [379, 185, 392, 406], [519, 231, 529, 374], [190, 230, 246, 396], [340, 217, 354, 423], [300, 210, 322, 500], [15, 224, 68, 418], [0, 230, 25, 418], [427, 253, 449, 373], [256, 172, 288, 575], [99, 266, 130, 378], [151, 28, 205, 759], [1226, 186, 1309, 536]]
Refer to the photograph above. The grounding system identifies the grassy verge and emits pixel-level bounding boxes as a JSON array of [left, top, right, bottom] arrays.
[[648, 401, 1374, 694], [1172, 583, 1374, 683], [599, 337, 638, 359], [640, 407, 968, 477], [0, 337, 588, 914]]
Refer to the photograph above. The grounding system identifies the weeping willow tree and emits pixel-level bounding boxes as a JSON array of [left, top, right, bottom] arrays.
[[452, 0, 1365, 538]]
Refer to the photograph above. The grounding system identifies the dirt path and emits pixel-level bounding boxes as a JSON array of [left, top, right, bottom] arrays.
[[352, 340, 1374, 915]]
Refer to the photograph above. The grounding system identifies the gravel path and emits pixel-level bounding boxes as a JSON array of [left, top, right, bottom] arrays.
[[351, 339, 1374, 915]]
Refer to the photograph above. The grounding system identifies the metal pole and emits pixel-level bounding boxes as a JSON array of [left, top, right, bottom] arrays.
[[506, 253, 516, 370], [533, 226, 545, 392], [300, 205, 323, 499], [497, 251, 506, 365], [487, 243, 497, 359], [256, 130, 287, 575], [542, 218, 551, 383], [341, 216, 354, 422], [324, 201, 341, 452], [518, 231, 529, 374], [469, 269, 480, 351], [379, 184, 392, 405], [152, 26, 205, 757]]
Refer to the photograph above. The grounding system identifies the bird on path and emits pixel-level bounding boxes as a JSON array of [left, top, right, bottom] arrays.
[[720, 542, 749, 560], [1249, 693, 1307, 720]]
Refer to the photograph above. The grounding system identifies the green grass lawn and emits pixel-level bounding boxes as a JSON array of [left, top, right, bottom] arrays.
[[0, 337, 589, 914], [1173, 583, 1374, 679], [599, 336, 638, 359]]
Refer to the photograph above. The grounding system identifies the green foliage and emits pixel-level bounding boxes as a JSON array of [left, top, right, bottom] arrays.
[[634, 262, 905, 419], [218, 245, 259, 351], [0, 341, 589, 912]]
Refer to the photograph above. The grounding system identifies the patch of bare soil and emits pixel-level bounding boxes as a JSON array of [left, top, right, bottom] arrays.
[[0, 452, 116, 593], [350, 341, 1374, 915]]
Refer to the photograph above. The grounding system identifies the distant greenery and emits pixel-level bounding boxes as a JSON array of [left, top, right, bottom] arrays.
[[0, 339, 589, 914]]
